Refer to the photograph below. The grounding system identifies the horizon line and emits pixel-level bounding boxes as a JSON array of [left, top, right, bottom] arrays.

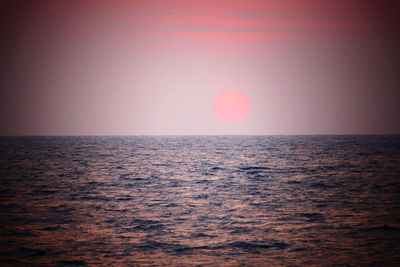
[[1, 134, 399, 137]]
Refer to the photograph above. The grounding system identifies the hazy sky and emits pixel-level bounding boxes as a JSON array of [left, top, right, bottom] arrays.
[[1, 0, 399, 135]]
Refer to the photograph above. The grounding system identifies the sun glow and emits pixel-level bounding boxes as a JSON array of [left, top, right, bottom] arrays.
[[212, 90, 251, 122]]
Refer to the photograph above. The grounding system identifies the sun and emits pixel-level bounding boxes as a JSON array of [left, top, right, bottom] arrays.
[[212, 90, 251, 122]]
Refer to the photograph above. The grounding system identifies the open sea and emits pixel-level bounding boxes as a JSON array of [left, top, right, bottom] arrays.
[[0, 135, 399, 266]]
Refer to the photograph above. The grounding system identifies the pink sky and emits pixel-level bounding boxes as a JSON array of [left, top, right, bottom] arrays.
[[1, 0, 399, 135]]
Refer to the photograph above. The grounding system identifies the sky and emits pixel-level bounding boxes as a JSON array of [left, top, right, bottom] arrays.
[[1, 0, 399, 135]]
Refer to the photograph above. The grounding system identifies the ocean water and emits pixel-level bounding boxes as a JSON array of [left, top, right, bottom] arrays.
[[0, 135, 399, 266]]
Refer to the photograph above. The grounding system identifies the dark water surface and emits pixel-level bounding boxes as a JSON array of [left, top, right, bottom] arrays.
[[0, 136, 399, 266]]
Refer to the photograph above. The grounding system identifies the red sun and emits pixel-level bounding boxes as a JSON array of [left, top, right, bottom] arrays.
[[212, 90, 251, 122]]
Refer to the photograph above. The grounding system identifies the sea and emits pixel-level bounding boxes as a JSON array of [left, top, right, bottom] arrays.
[[0, 135, 399, 266]]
